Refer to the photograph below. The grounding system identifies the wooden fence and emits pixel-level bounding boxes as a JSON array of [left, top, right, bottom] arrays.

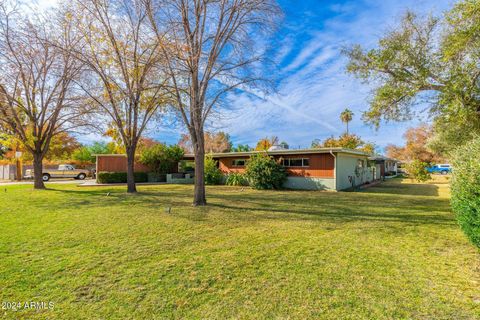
[[0, 165, 14, 180]]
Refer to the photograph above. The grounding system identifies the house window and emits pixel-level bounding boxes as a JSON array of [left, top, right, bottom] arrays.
[[282, 158, 310, 167], [232, 159, 247, 167], [357, 160, 364, 168]]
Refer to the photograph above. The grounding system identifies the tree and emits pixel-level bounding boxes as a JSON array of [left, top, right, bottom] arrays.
[[314, 133, 376, 154], [139, 144, 184, 174], [72, 141, 119, 163], [384, 124, 443, 163], [340, 108, 354, 134], [145, 0, 280, 205], [279, 141, 289, 149], [104, 126, 160, 155], [322, 133, 364, 150], [137, 138, 160, 154], [359, 142, 376, 155], [44, 133, 81, 161], [311, 139, 322, 148], [205, 132, 232, 153], [231, 144, 251, 152], [66, 0, 168, 193], [72, 146, 96, 164], [385, 144, 405, 160], [255, 136, 279, 151], [0, 3, 87, 189], [178, 131, 232, 153], [0, 131, 12, 159], [405, 159, 431, 182], [177, 134, 192, 153], [20, 132, 81, 162], [344, 4, 480, 153], [403, 124, 442, 163]]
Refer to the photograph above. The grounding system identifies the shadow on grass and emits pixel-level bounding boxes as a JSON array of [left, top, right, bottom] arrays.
[[14, 180, 454, 229], [364, 182, 440, 197], [25, 186, 195, 212], [206, 200, 454, 226]]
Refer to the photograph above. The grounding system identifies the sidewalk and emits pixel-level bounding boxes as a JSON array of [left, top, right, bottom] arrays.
[[0, 179, 94, 186], [78, 180, 168, 187]]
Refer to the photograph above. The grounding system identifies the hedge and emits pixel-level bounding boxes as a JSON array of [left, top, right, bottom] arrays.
[[451, 137, 480, 248], [97, 172, 148, 184]]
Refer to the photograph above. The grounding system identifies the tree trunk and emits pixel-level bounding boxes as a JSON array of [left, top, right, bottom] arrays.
[[33, 152, 45, 190], [126, 149, 137, 193], [193, 137, 206, 206]]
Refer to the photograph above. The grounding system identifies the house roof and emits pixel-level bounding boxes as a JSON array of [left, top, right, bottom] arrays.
[[94, 148, 372, 160], [368, 154, 399, 162], [184, 147, 371, 159]]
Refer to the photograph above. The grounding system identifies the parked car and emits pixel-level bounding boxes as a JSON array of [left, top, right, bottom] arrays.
[[427, 164, 452, 175], [25, 164, 89, 182]]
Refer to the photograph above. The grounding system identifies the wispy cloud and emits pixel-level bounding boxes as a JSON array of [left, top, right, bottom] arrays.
[[40, 0, 451, 149], [213, 0, 453, 150]]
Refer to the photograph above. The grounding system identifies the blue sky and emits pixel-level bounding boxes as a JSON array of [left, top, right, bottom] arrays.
[[148, 0, 454, 151], [36, 0, 453, 151]]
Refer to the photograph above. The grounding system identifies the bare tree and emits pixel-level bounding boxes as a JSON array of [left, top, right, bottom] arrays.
[[0, 2, 86, 189], [178, 131, 232, 153], [145, 0, 280, 205], [65, 0, 168, 193]]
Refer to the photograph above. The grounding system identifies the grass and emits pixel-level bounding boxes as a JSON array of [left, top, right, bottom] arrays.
[[0, 178, 479, 319]]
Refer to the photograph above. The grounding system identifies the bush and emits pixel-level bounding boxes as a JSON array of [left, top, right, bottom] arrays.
[[72, 146, 95, 164], [405, 160, 431, 182], [140, 144, 184, 174], [245, 154, 287, 190], [226, 172, 248, 186], [451, 137, 480, 248], [204, 155, 223, 185], [97, 172, 148, 184], [147, 172, 167, 183], [179, 160, 195, 173]]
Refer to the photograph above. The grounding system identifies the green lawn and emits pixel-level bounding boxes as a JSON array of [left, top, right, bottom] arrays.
[[0, 178, 479, 319]]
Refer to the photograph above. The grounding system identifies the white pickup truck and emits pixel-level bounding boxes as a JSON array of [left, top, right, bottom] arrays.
[[25, 164, 89, 182]]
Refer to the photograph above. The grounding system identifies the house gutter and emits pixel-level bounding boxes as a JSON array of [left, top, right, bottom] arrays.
[[330, 150, 337, 191]]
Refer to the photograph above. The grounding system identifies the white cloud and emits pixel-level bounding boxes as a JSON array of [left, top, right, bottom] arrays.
[[218, 0, 453, 148], [29, 0, 453, 149]]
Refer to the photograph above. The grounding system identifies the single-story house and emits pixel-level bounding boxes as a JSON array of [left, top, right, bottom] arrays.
[[95, 154, 151, 174], [204, 147, 377, 191], [95, 147, 381, 191], [368, 155, 399, 179], [94, 154, 193, 184]]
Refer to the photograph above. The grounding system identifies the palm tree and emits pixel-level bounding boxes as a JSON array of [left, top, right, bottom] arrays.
[[340, 108, 354, 134]]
